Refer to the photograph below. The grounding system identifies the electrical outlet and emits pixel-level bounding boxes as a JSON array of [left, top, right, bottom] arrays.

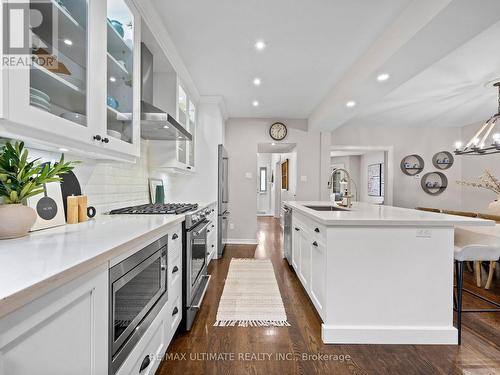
[[416, 228, 432, 238], [229, 223, 235, 230]]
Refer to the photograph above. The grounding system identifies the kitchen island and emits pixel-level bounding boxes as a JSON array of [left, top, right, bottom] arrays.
[[283, 201, 494, 345]]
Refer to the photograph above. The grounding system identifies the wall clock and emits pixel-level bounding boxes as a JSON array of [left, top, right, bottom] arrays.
[[269, 122, 287, 141]]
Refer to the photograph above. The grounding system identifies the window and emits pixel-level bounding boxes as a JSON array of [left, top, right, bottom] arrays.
[[259, 167, 267, 192]]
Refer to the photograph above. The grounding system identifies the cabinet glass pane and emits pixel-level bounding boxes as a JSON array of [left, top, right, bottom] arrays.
[[188, 100, 195, 167], [178, 85, 187, 126], [29, 0, 88, 126], [107, 0, 134, 143]]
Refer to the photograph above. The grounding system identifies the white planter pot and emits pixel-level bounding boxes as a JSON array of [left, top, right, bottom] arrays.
[[488, 196, 500, 216], [0, 204, 37, 239]]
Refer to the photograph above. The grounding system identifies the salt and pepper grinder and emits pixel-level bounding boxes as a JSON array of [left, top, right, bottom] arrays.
[[66, 196, 79, 224], [78, 195, 88, 223]]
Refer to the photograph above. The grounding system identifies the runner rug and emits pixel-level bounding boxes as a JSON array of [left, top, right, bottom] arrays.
[[214, 258, 290, 327]]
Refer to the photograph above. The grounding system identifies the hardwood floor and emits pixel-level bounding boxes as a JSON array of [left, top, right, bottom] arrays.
[[157, 217, 500, 375]]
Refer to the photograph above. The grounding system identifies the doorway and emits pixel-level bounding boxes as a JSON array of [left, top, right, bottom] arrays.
[[257, 143, 297, 218], [329, 146, 394, 205]]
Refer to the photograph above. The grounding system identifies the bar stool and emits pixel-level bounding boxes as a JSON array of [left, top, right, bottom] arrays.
[[454, 244, 500, 344]]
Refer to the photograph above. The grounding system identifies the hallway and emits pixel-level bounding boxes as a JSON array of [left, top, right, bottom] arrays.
[[157, 217, 500, 375]]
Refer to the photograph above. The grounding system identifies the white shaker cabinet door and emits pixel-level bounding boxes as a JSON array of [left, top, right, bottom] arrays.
[[0, 267, 108, 375]]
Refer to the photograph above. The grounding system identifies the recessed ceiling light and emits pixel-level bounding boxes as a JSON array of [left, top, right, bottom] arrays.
[[253, 77, 261, 86], [109, 76, 116, 82], [377, 73, 390, 82], [63, 39, 73, 46], [252, 100, 259, 107], [58, 147, 69, 152], [254, 40, 266, 51], [346, 100, 356, 108], [163, 125, 169, 129]]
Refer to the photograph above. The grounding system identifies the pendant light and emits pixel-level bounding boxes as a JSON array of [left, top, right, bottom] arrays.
[[454, 82, 500, 155]]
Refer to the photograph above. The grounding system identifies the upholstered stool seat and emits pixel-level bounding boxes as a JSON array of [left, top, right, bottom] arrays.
[[453, 244, 500, 344]]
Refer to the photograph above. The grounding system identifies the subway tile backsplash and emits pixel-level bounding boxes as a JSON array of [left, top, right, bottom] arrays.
[[29, 141, 151, 215]]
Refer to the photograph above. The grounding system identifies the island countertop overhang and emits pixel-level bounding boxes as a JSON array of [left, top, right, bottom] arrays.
[[284, 201, 495, 227]]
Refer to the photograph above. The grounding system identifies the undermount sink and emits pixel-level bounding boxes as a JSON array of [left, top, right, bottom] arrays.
[[305, 205, 348, 212]]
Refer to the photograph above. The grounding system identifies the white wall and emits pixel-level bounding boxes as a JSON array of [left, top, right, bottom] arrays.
[[328, 122, 500, 212], [330, 125, 463, 210], [225, 118, 321, 242]]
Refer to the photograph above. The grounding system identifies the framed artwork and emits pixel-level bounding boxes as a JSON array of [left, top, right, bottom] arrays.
[[27, 182, 66, 231], [368, 163, 383, 197], [281, 159, 289, 191]]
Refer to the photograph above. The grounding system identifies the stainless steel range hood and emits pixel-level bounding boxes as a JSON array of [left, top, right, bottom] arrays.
[[141, 43, 192, 141]]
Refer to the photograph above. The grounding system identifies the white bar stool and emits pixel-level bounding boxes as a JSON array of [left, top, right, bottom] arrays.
[[454, 244, 500, 344]]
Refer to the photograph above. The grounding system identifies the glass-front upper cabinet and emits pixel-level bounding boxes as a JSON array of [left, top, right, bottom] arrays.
[[106, 0, 137, 150], [6, 0, 93, 140]]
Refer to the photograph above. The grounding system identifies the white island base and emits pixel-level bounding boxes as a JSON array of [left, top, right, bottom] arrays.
[[285, 201, 494, 345]]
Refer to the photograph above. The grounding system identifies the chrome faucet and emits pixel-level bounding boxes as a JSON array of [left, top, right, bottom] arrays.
[[328, 168, 356, 207]]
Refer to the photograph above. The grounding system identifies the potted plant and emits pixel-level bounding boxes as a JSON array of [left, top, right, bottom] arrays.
[[457, 170, 500, 215], [0, 141, 78, 239]]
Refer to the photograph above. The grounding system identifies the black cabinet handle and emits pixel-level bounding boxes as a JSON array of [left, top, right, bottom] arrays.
[[172, 233, 178, 240], [314, 228, 320, 233], [212, 224, 215, 228], [172, 306, 179, 316], [312, 241, 318, 247], [139, 355, 150, 372], [172, 266, 179, 274], [187, 166, 192, 170], [294, 227, 300, 231], [93, 134, 101, 141], [102, 137, 109, 143], [212, 244, 215, 248], [207, 229, 210, 233]]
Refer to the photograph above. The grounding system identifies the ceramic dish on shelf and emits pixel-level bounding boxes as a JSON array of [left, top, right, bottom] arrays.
[[30, 101, 51, 112], [107, 130, 122, 140], [60, 112, 87, 126], [109, 19, 124, 37], [30, 88, 50, 102], [30, 95, 51, 109], [56, 73, 84, 90], [107, 96, 119, 110]]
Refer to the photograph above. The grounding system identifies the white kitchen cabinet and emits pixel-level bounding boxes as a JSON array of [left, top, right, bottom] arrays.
[[0, 266, 108, 375], [310, 239, 326, 319], [0, 0, 141, 162]]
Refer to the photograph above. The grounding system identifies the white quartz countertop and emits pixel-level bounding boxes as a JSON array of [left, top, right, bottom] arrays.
[[0, 201, 215, 318], [284, 201, 496, 227]]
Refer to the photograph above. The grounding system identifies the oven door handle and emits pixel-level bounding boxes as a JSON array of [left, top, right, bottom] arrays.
[[193, 221, 210, 236]]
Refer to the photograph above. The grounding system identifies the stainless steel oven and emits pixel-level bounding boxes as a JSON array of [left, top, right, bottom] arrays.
[[109, 235, 168, 374], [182, 212, 211, 331]]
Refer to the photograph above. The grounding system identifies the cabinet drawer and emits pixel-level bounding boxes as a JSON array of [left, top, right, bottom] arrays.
[[168, 224, 182, 259], [115, 305, 167, 375], [168, 294, 182, 332], [168, 254, 182, 292]]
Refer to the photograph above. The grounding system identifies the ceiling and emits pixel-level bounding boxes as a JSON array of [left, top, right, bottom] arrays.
[[152, 0, 412, 118], [152, 0, 500, 130]]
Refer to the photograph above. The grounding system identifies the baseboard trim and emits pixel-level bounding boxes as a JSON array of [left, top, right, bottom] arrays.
[[226, 239, 258, 245], [321, 325, 458, 345]]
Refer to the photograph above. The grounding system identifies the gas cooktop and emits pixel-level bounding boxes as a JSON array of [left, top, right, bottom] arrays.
[[109, 203, 198, 215]]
